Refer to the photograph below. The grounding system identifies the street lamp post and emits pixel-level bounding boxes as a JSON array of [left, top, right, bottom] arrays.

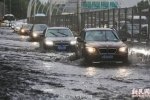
[[77, 0, 81, 32], [4, 0, 5, 15], [9, 0, 11, 14]]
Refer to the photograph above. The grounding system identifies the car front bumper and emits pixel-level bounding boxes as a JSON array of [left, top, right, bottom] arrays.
[[44, 44, 77, 52], [84, 51, 128, 62]]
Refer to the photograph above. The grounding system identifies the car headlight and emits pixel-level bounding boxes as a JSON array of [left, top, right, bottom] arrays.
[[45, 40, 54, 46], [33, 32, 38, 37], [70, 41, 77, 45], [119, 47, 128, 53], [86, 47, 96, 54], [21, 29, 25, 33]]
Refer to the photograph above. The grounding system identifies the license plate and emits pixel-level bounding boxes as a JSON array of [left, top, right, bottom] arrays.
[[57, 45, 66, 50], [101, 55, 113, 59]]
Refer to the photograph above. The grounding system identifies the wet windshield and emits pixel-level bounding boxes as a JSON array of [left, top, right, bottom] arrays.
[[33, 24, 47, 31], [22, 24, 32, 30], [85, 30, 119, 41], [45, 29, 73, 37]]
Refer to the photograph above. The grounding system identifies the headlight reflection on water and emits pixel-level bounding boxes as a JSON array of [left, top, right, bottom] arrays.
[[20, 35, 26, 39], [116, 68, 131, 77], [85, 67, 96, 76], [32, 42, 39, 46]]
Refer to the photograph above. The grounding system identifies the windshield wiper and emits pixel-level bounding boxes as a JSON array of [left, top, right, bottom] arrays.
[[57, 32, 68, 36], [49, 32, 58, 37]]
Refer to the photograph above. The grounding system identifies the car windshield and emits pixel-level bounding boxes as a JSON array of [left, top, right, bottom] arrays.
[[85, 30, 119, 42], [45, 29, 73, 37], [33, 24, 47, 31], [22, 24, 32, 30]]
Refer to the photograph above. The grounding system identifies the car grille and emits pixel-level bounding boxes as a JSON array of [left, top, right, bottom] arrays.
[[54, 42, 69, 46], [99, 48, 117, 54], [53, 41, 71, 51]]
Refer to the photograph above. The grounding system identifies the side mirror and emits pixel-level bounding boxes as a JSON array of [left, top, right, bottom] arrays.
[[122, 38, 127, 42]]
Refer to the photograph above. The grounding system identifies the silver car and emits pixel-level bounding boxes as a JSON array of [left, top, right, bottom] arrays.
[[40, 27, 77, 52]]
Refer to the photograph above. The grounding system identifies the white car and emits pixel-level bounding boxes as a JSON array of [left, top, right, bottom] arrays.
[[40, 27, 77, 52], [1, 20, 10, 27], [13, 22, 25, 32]]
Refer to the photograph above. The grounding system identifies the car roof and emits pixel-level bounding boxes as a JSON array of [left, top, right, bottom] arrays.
[[4, 14, 14, 16], [84, 27, 113, 31], [47, 27, 70, 29], [35, 13, 46, 16], [34, 24, 47, 25]]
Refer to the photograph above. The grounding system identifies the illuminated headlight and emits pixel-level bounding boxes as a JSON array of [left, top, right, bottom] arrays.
[[70, 41, 77, 45], [33, 32, 38, 37], [86, 47, 96, 54], [21, 29, 25, 33], [119, 47, 127, 53], [45, 40, 54, 46]]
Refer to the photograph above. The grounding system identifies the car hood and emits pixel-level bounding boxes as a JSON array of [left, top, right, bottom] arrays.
[[45, 37, 76, 42], [33, 31, 43, 34], [86, 41, 127, 48]]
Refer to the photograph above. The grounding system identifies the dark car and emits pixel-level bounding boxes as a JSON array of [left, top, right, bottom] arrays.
[[40, 27, 77, 52], [77, 28, 128, 64], [29, 24, 48, 40], [19, 24, 33, 35]]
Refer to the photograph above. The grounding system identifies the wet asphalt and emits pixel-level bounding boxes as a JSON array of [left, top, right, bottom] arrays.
[[0, 27, 150, 100]]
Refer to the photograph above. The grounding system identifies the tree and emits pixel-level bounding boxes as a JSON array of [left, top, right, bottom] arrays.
[[0, 0, 30, 19], [137, 0, 149, 10]]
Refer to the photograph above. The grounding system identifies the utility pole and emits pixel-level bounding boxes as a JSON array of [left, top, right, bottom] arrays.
[[9, 0, 11, 14], [77, 0, 81, 32], [4, 0, 5, 15]]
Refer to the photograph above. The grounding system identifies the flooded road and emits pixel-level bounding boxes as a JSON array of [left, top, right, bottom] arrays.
[[0, 27, 150, 100]]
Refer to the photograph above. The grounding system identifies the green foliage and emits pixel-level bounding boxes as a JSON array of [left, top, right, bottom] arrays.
[[137, 0, 149, 10]]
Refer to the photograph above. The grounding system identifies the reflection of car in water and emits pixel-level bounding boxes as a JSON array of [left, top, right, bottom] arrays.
[[29, 24, 48, 41], [77, 28, 128, 64], [40, 27, 77, 52]]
